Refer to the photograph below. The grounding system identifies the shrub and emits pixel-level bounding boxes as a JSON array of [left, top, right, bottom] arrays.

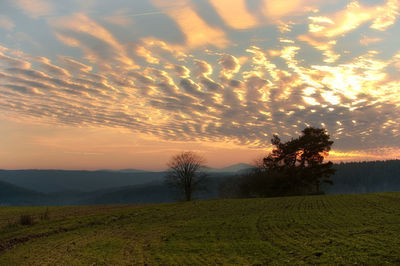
[[40, 208, 50, 220], [19, 214, 34, 226]]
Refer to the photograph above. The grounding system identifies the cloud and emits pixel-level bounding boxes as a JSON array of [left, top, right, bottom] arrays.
[[165, 64, 190, 78], [35, 57, 71, 77], [1, 0, 399, 156], [151, 0, 229, 49], [193, 59, 213, 78], [219, 54, 240, 72], [297, 0, 400, 63], [298, 34, 339, 63], [136, 46, 160, 64], [58, 56, 92, 74], [359, 36, 382, 46], [261, 0, 319, 22], [209, 0, 258, 29], [53, 13, 136, 70], [12, 0, 53, 18], [370, 0, 400, 31], [0, 15, 15, 30], [0, 52, 31, 69], [306, 0, 400, 38], [103, 9, 133, 27]]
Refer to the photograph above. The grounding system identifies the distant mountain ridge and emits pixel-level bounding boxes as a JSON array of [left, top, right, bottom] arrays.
[[100, 163, 254, 173], [100, 168, 151, 173], [0, 164, 249, 194], [1, 160, 399, 206], [204, 163, 254, 173], [0, 170, 165, 193], [0, 180, 47, 206]]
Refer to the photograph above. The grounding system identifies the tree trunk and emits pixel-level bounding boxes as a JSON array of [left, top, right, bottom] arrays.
[[185, 187, 191, 201]]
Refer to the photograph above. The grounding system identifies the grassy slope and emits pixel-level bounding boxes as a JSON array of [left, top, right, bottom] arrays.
[[1, 193, 400, 265]]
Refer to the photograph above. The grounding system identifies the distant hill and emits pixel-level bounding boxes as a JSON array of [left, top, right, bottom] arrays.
[[0, 165, 250, 194], [204, 163, 254, 173], [1, 160, 400, 206], [100, 168, 149, 173], [0, 170, 165, 193], [0, 180, 48, 206], [0, 171, 230, 206], [78, 173, 227, 205], [76, 182, 174, 205]]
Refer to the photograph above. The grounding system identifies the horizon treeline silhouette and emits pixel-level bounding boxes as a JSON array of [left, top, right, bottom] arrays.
[[166, 127, 336, 200]]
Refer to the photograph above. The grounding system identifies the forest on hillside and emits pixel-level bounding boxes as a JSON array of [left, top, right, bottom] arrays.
[[0, 160, 399, 206], [325, 160, 400, 194]]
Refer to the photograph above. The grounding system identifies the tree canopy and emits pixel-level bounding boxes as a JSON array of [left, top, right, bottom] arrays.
[[220, 127, 336, 198], [261, 127, 335, 195], [165, 151, 208, 201]]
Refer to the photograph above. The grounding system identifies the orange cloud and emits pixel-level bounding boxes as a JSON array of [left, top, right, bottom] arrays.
[[136, 46, 160, 64], [35, 57, 71, 77], [1, 31, 399, 157], [53, 14, 136, 69], [141, 37, 187, 59], [13, 0, 53, 18], [329, 148, 400, 162], [0, 15, 15, 30], [209, 0, 258, 29], [0, 52, 31, 69], [360, 36, 382, 46], [299, 0, 399, 62], [262, 0, 319, 21], [309, 0, 399, 38], [55, 33, 80, 47], [298, 34, 339, 63], [58, 56, 92, 73], [103, 9, 133, 27], [151, 0, 229, 49]]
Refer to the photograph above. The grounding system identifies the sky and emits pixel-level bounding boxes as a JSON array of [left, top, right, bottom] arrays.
[[0, 0, 399, 171]]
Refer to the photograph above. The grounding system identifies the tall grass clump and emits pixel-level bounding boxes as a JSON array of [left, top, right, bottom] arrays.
[[19, 214, 34, 226]]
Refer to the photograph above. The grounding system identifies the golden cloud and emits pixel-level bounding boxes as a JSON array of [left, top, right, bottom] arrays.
[[151, 0, 229, 49], [308, 0, 399, 38], [360, 36, 382, 46], [136, 46, 160, 65], [53, 14, 136, 69], [13, 0, 53, 18], [261, 0, 319, 21], [209, 0, 258, 29]]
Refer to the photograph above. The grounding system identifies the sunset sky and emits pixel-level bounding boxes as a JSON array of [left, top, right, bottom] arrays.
[[0, 0, 399, 170]]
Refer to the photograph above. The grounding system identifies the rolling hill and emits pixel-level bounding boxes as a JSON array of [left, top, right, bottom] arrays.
[[0, 180, 48, 206], [0, 170, 165, 193], [1, 160, 399, 206]]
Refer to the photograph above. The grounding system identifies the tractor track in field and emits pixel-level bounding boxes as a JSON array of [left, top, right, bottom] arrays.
[[2, 194, 400, 264], [0, 225, 81, 253], [0, 211, 142, 254]]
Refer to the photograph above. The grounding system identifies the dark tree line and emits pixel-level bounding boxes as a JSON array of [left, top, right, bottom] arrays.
[[325, 160, 400, 194]]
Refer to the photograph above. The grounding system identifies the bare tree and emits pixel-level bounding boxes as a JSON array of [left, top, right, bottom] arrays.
[[165, 151, 208, 201]]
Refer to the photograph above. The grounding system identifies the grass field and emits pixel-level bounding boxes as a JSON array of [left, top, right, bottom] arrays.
[[1, 192, 400, 265]]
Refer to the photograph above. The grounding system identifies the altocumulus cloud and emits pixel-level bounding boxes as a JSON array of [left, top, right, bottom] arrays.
[[0, 0, 399, 155]]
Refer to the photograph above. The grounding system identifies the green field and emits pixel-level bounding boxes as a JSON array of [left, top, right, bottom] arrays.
[[1, 193, 400, 265]]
